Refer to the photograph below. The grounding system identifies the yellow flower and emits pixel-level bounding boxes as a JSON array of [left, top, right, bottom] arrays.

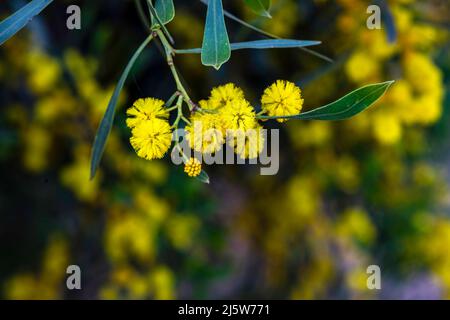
[[335, 207, 376, 245], [26, 50, 62, 94], [404, 52, 443, 96], [130, 119, 172, 160], [22, 125, 51, 173], [209, 83, 245, 109], [185, 112, 225, 154], [105, 212, 156, 263], [231, 125, 265, 159], [261, 80, 303, 123], [126, 98, 169, 128], [60, 157, 100, 202], [166, 214, 200, 250], [361, 29, 397, 60], [387, 80, 412, 107], [345, 51, 379, 83], [221, 99, 257, 132], [372, 112, 402, 145], [150, 266, 175, 299], [184, 158, 202, 177]]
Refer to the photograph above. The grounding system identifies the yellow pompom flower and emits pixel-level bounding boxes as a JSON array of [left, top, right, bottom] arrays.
[[126, 98, 169, 128], [221, 99, 257, 133], [261, 80, 304, 123], [184, 158, 202, 177], [185, 113, 225, 154], [209, 83, 245, 109], [130, 119, 172, 160], [231, 125, 265, 159]]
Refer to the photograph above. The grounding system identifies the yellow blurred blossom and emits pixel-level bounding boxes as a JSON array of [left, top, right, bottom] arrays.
[[166, 214, 200, 250], [345, 51, 379, 83], [372, 112, 402, 145], [335, 208, 376, 245], [26, 50, 61, 94], [150, 266, 175, 300], [22, 125, 51, 173]]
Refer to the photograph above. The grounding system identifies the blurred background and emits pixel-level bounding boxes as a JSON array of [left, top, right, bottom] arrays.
[[0, 0, 449, 299]]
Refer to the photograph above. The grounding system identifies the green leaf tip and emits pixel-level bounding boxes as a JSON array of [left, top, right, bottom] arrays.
[[196, 170, 210, 184], [244, 0, 272, 18]]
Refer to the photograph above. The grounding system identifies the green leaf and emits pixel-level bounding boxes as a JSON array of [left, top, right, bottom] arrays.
[[244, 0, 272, 18], [201, 0, 231, 70], [90, 34, 154, 179], [147, 0, 174, 44], [0, 0, 53, 46], [196, 170, 210, 184], [258, 81, 395, 121], [176, 39, 320, 54], [230, 39, 321, 50], [151, 0, 175, 26]]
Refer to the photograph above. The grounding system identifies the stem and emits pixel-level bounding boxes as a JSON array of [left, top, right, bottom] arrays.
[[146, 0, 175, 44], [156, 29, 198, 112], [181, 116, 191, 125], [165, 91, 181, 108], [172, 96, 184, 128], [256, 110, 266, 116], [172, 96, 190, 162]]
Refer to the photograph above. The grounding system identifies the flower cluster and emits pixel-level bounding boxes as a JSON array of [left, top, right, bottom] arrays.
[[126, 81, 304, 178]]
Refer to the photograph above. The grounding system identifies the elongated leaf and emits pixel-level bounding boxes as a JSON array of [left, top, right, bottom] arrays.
[[258, 81, 394, 121], [231, 39, 320, 50], [381, 0, 397, 43], [0, 0, 53, 46], [151, 0, 175, 26], [201, 0, 231, 70], [90, 34, 154, 179], [244, 0, 272, 18], [176, 39, 321, 54]]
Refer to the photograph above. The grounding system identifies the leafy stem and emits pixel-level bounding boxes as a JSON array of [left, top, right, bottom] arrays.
[[155, 29, 198, 112]]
